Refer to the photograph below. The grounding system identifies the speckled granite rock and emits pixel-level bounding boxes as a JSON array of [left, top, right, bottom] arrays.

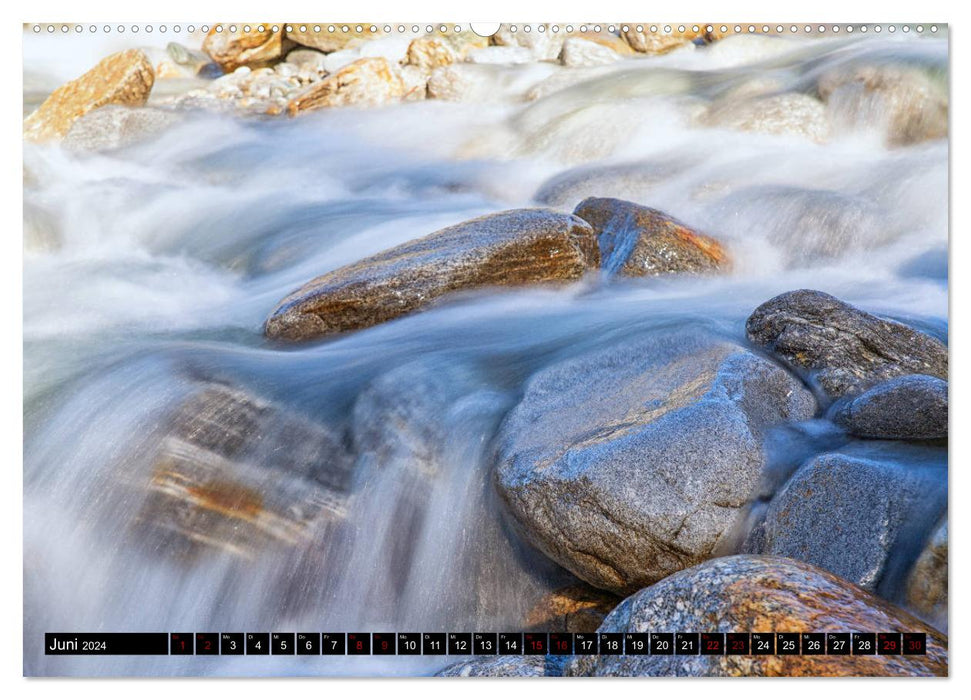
[[437, 655, 563, 677], [758, 453, 932, 590], [495, 328, 816, 595], [746, 290, 948, 399], [905, 519, 948, 630], [24, 50, 155, 143], [265, 209, 598, 341], [566, 555, 948, 677], [573, 197, 729, 276], [832, 375, 947, 440]]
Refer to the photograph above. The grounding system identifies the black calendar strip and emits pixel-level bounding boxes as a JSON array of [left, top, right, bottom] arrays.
[[45, 632, 927, 656]]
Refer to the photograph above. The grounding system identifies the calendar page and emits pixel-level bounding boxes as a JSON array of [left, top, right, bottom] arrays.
[[23, 18, 948, 678]]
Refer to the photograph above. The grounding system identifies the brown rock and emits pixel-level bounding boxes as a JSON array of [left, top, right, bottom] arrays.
[[525, 584, 621, 633], [405, 36, 456, 73], [905, 519, 947, 629], [287, 58, 407, 114], [573, 197, 729, 276], [287, 24, 376, 53], [265, 208, 598, 341], [201, 25, 288, 72], [622, 26, 702, 54], [23, 50, 155, 143], [567, 555, 948, 677]]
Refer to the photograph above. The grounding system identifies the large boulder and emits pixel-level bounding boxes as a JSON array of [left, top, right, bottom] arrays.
[[573, 197, 729, 276], [202, 26, 289, 72], [832, 375, 947, 440], [566, 555, 947, 676], [287, 57, 410, 114], [746, 290, 948, 399], [138, 383, 354, 559], [756, 453, 938, 591], [495, 327, 816, 595], [265, 209, 598, 341], [24, 50, 155, 143], [905, 519, 948, 630]]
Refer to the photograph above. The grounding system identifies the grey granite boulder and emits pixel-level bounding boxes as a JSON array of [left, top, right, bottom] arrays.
[[746, 290, 948, 399], [265, 209, 598, 342], [758, 452, 936, 591], [437, 655, 563, 677], [495, 327, 816, 595], [565, 555, 948, 677], [832, 374, 947, 440]]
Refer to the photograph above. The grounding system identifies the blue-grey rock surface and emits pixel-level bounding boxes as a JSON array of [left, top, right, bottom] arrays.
[[832, 374, 947, 440]]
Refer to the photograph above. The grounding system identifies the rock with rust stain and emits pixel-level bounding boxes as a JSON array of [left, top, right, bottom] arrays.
[[405, 37, 456, 73], [525, 584, 621, 633], [905, 519, 948, 630], [566, 555, 947, 676], [202, 25, 289, 72], [746, 290, 948, 399], [264, 208, 598, 342], [138, 383, 354, 559], [495, 327, 816, 595], [24, 50, 155, 143], [287, 57, 408, 114], [573, 197, 729, 276]]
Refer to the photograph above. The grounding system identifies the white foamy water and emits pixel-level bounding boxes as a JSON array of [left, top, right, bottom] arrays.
[[23, 31, 947, 675]]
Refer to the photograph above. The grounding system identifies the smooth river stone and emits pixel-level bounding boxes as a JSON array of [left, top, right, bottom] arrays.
[[746, 289, 948, 399], [832, 374, 947, 440], [566, 555, 947, 676], [264, 208, 598, 342], [495, 327, 816, 595], [573, 197, 729, 276], [24, 49, 155, 143], [202, 25, 288, 72]]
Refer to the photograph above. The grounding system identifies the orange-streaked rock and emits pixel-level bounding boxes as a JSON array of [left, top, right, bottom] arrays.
[[525, 584, 621, 633], [202, 25, 288, 72], [287, 57, 407, 114]]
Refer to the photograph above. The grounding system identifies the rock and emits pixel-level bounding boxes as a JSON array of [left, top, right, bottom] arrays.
[[285, 48, 328, 70], [442, 31, 491, 60], [427, 64, 499, 102], [818, 64, 947, 147], [832, 375, 947, 440], [560, 38, 623, 68], [202, 26, 287, 72], [905, 519, 947, 629], [466, 46, 534, 65], [524, 584, 621, 633], [24, 50, 155, 143], [622, 27, 701, 54], [287, 58, 408, 114], [405, 36, 456, 73], [495, 328, 816, 595], [573, 197, 729, 276], [265, 209, 598, 341], [166, 42, 211, 75], [138, 383, 354, 559], [566, 555, 947, 676], [62, 105, 183, 152], [758, 453, 933, 591], [699, 92, 830, 143], [287, 25, 376, 53], [492, 24, 564, 61], [437, 656, 560, 677], [745, 290, 948, 399], [534, 160, 692, 208]]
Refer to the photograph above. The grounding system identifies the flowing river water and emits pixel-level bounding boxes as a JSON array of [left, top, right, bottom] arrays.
[[23, 30, 947, 675]]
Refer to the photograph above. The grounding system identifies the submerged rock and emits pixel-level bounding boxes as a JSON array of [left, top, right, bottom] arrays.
[[524, 583, 621, 633], [287, 58, 409, 114], [466, 46, 534, 65], [138, 383, 354, 559], [202, 26, 288, 72], [699, 92, 830, 143], [905, 519, 948, 630], [437, 655, 561, 677], [746, 290, 948, 399], [495, 328, 816, 595], [573, 197, 729, 276], [566, 555, 948, 676], [818, 64, 947, 147], [24, 50, 155, 143], [63, 105, 183, 152], [758, 453, 933, 590], [832, 375, 947, 440], [264, 209, 598, 341], [534, 160, 692, 208]]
